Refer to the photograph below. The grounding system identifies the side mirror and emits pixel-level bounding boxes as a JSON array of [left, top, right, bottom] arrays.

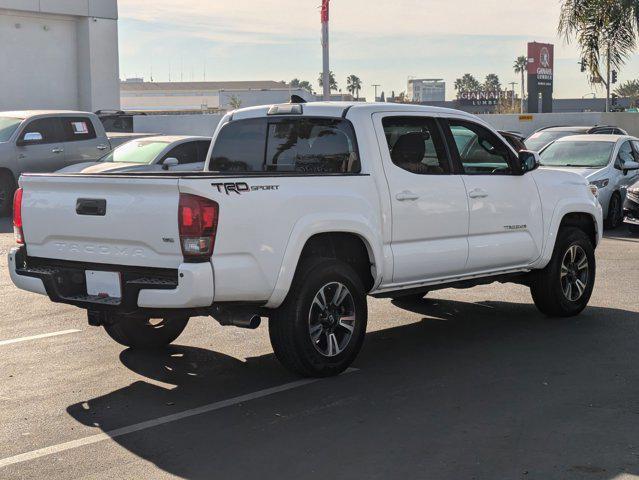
[[162, 157, 179, 170], [19, 132, 43, 145], [623, 160, 639, 174], [519, 150, 540, 174]]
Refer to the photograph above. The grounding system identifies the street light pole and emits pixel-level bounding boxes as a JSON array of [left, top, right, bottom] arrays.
[[372, 84, 381, 102], [321, 0, 331, 101]]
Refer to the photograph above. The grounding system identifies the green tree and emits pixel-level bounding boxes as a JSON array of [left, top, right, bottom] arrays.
[[454, 73, 481, 92], [290, 78, 314, 93], [318, 71, 338, 92], [513, 55, 528, 113], [346, 75, 363, 99], [559, 0, 639, 111], [615, 79, 639, 104], [483, 73, 501, 91], [228, 95, 242, 110]]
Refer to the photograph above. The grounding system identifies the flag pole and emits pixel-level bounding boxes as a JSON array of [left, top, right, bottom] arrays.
[[321, 0, 331, 101]]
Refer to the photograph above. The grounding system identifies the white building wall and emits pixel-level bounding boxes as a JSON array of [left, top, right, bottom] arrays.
[[0, 0, 119, 111]]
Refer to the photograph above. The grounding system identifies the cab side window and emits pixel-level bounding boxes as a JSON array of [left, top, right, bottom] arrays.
[[382, 116, 450, 175], [19, 118, 63, 145], [60, 117, 97, 142], [447, 120, 514, 175]]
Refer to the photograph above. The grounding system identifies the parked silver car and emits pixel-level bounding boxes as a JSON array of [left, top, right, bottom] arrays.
[[540, 134, 639, 228], [57, 136, 211, 174]]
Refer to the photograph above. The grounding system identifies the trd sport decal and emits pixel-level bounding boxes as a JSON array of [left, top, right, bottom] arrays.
[[211, 182, 280, 195]]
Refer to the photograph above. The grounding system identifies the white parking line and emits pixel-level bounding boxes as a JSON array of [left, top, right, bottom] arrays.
[[0, 329, 81, 347], [0, 368, 358, 469]]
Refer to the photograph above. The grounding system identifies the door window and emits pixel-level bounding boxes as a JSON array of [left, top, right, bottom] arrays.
[[162, 142, 199, 165], [60, 117, 97, 142], [381, 117, 450, 174], [196, 140, 212, 163], [618, 141, 635, 167], [19, 118, 64, 145], [631, 141, 639, 161], [447, 120, 514, 175]]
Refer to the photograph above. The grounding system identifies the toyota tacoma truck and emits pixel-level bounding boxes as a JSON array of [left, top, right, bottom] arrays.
[[8, 102, 603, 377]]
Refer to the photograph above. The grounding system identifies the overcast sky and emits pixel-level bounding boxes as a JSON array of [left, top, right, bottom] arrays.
[[118, 0, 639, 100]]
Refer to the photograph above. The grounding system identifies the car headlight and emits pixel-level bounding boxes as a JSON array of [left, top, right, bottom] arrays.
[[589, 184, 599, 198], [590, 179, 609, 189]]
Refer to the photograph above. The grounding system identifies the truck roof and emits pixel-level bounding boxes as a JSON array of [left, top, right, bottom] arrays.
[[0, 110, 96, 120], [232, 101, 477, 121]]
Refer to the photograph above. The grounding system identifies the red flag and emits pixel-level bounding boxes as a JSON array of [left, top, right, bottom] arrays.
[[321, 0, 330, 23]]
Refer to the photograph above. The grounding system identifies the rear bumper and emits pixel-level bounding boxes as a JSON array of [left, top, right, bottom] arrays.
[[8, 246, 214, 312]]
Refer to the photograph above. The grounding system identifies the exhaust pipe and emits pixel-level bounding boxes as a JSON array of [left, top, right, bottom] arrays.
[[210, 306, 262, 330]]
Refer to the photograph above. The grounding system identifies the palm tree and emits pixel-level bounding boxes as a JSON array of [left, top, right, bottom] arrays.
[[615, 79, 639, 105], [483, 73, 501, 91], [318, 71, 338, 93], [298, 81, 314, 94], [346, 75, 363, 99], [513, 56, 528, 113], [559, 0, 639, 111], [454, 73, 481, 92]]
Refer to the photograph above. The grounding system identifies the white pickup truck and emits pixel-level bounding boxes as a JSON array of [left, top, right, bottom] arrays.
[[9, 102, 603, 377]]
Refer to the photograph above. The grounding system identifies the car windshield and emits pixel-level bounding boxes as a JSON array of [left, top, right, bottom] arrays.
[[539, 141, 614, 168], [0, 117, 23, 143], [101, 140, 170, 164], [526, 130, 583, 151]]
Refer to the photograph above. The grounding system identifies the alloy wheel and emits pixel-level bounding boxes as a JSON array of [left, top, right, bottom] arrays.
[[308, 282, 356, 357], [560, 245, 589, 302]]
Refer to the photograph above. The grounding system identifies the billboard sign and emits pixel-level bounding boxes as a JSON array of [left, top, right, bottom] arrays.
[[457, 90, 512, 107], [528, 42, 554, 87]]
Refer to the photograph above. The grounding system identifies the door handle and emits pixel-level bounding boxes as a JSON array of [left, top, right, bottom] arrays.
[[97, 144, 108, 151], [396, 191, 420, 201], [51, 147, 64, 154], [468, 188, 488, 199]]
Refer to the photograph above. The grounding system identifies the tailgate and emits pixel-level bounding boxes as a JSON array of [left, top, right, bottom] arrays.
[[20, 174, 183, 269]]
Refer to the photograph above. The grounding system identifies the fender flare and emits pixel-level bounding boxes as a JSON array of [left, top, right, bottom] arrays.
[[532, 199, 602, 270], [265, 214, 383, 308]]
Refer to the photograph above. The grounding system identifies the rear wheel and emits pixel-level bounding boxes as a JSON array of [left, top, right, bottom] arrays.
[[605, 193, 622, 229], [530, 227, 595, 317], [104, 315, 189, 349], [269, 258, 367, 377]]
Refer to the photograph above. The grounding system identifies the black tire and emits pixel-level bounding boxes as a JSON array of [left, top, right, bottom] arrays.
[[604, 193, 622, 229], [104, 315, 189, 349], [269, 258, 368, 377], [629, 223, 639, 234], [391, 291, 429, 303], [530, 227, 596, 317], [0, 173, 16, 217]]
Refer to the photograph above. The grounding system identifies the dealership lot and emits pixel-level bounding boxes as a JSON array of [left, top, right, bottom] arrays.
[[0, 219, 638, 479]]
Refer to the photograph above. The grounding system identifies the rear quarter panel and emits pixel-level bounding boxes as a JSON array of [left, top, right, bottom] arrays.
[[178, 174, 384, 305]]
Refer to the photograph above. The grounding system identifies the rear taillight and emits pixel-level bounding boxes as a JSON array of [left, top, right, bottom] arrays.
[[13, 188, 24, 244], [178, 193, 219, 260]]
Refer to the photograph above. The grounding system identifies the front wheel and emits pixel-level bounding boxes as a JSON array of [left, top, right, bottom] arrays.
[[269, 258, 368, 377], [104, 315, 189, 349], [604, 193, 622, 229], [530, 227, 595, 317], [629, 223, 639, 234]]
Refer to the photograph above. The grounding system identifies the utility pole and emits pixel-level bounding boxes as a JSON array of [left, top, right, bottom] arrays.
[[372, 84, 381, 102], [605, 43, 611, 113], [321, 0, 331, 101]]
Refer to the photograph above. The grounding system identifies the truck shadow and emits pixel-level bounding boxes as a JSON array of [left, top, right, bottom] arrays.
[[67, 298, 639, 479]]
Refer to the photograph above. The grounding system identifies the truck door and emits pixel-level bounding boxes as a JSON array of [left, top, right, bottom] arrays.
[[58, 116, 110, 165], [373, 113, 469, 284], [15, 117, 69, 173], [441, 118, 543, 272]]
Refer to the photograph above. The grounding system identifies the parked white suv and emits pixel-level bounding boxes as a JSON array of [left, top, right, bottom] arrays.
[[9, 102, 603, 377]]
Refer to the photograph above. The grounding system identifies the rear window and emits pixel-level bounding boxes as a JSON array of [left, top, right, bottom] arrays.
[[209, 117, 360, 174]]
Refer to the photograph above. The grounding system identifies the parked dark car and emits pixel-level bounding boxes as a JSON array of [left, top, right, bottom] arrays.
[[624, 180, 639, 233], [526, 125, 628, 151]]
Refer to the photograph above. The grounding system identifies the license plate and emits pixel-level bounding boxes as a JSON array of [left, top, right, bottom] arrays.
[[85, 271, 121, 299]]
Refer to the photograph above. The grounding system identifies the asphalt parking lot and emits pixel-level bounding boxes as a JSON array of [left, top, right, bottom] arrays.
[[1, 218, 638, 480]]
